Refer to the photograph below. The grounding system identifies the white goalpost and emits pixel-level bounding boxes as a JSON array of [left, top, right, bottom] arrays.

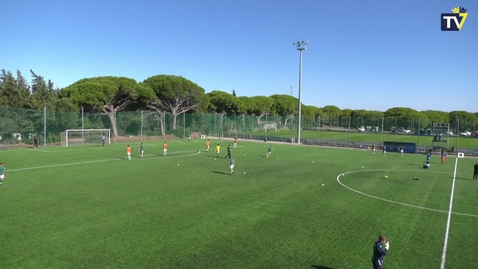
[[61, 129, 111, 147]]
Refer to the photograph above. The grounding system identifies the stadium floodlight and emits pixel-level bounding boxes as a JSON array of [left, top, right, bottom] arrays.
[[293, 40, 309, 144]]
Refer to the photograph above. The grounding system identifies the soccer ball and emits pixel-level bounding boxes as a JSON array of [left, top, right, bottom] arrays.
[[214, 158, 216, 160], [243, 172, 246, 174], [385, 175, 388, 178], [322, 184, 325, 186], [178, 164, 180, 166]]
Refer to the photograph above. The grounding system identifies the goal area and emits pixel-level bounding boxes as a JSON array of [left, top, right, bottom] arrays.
[[60, 129, 111, 147]]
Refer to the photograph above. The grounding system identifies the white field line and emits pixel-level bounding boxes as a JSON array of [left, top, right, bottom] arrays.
[[8, 150, 201, 173], [27, 144, 159, 153], [28, 149, 51, 153], [336, 168, 477, 218], [440, 157, 459, 269]]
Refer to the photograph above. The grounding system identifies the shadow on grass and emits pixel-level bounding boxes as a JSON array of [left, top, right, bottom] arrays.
[[117, 156, 144, 160], [211, 171, 228, 175], [205, 155, 221, 158], [456, 177, 474, 181], [311, 265, 334, 269]]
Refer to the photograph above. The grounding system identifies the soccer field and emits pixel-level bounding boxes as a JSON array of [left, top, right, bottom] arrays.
[[1, 140, 477, 268], [247, 130, 478, 149]]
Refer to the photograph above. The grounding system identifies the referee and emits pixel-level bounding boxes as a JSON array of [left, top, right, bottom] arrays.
[[224, 145, 232, 159]]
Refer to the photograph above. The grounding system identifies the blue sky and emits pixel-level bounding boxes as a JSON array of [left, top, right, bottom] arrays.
[[2, 0, 477, 112]]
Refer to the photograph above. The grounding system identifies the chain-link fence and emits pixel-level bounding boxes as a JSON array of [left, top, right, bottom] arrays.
[[1, 105, 477, 154]]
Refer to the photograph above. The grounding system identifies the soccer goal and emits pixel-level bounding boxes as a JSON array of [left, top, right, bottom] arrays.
[[60, 129, 111, 147], [264, 123, 278, 132]]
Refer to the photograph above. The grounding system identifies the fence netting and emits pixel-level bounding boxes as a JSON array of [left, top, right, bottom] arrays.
[[0, 105, 476, 152]]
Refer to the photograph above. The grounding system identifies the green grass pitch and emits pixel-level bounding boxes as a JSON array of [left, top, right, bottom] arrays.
[[247, 130, 478, 149], [1, 139, 477, 268]]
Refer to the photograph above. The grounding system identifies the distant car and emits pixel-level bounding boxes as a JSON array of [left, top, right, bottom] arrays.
[[358, 126, 365, 132], [402, 129, 412, 134], [460, 131, 471, 136], [446, 131, 453, 136]]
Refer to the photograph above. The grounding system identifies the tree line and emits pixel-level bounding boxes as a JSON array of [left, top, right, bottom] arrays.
[[1, 69, 477, 138]]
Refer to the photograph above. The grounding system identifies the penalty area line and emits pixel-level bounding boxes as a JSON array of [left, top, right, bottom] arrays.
[[9, 150, 202, 173], [9, 158, 120, 172]]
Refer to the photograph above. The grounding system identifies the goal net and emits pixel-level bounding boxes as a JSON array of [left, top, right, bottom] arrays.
[[60, 129, 111, 147], [264, 123, 278, 132]]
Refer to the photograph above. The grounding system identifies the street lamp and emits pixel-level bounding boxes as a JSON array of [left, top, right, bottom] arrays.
[[293, 40, 309, 144]]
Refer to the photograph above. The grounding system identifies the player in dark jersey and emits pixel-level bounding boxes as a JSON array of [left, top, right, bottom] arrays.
[[473, 162, 478, 181], [372, 235, 389, 269], [224, 145, 232, 159]]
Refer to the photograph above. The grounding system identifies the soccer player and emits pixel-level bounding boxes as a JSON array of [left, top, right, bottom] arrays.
[[371, 144, 376, 155], [126, 145, 132, 160], [233, 138, 238, 148], [382, 146, 386, 156], [206, 140, 210, 152], [228, 157, 235, 175], [441, 149, 446, 164], [33, 136, 39, 149], [372, 235, 389, 269], [399, 146, 404, 157], [139, 143, 145, 158], [263, 138, 267, 146], [102, 135, 106, 146], [216, 144, 221, 157], [473, 162, 478, 181], [426, 152, 431, 161], [225, 145, 232, 159], [188, 135, 191, 142], [163, 142, 168, 156], [266, 145, 273, 157], [0, 163, 6, 186]]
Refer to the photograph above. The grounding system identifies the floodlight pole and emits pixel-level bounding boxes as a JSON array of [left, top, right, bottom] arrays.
[[293, 40, 308, 144], [43, 106, 47, 146], [81, 107, 84, 143]]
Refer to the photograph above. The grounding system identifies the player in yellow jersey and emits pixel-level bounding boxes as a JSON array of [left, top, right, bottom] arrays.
[[216, 144, 220, 157]]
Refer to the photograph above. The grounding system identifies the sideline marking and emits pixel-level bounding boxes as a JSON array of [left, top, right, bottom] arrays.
[[9, 150, 201, 173], [440, 157, 459, 269], [336, 168, 478, 218]]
